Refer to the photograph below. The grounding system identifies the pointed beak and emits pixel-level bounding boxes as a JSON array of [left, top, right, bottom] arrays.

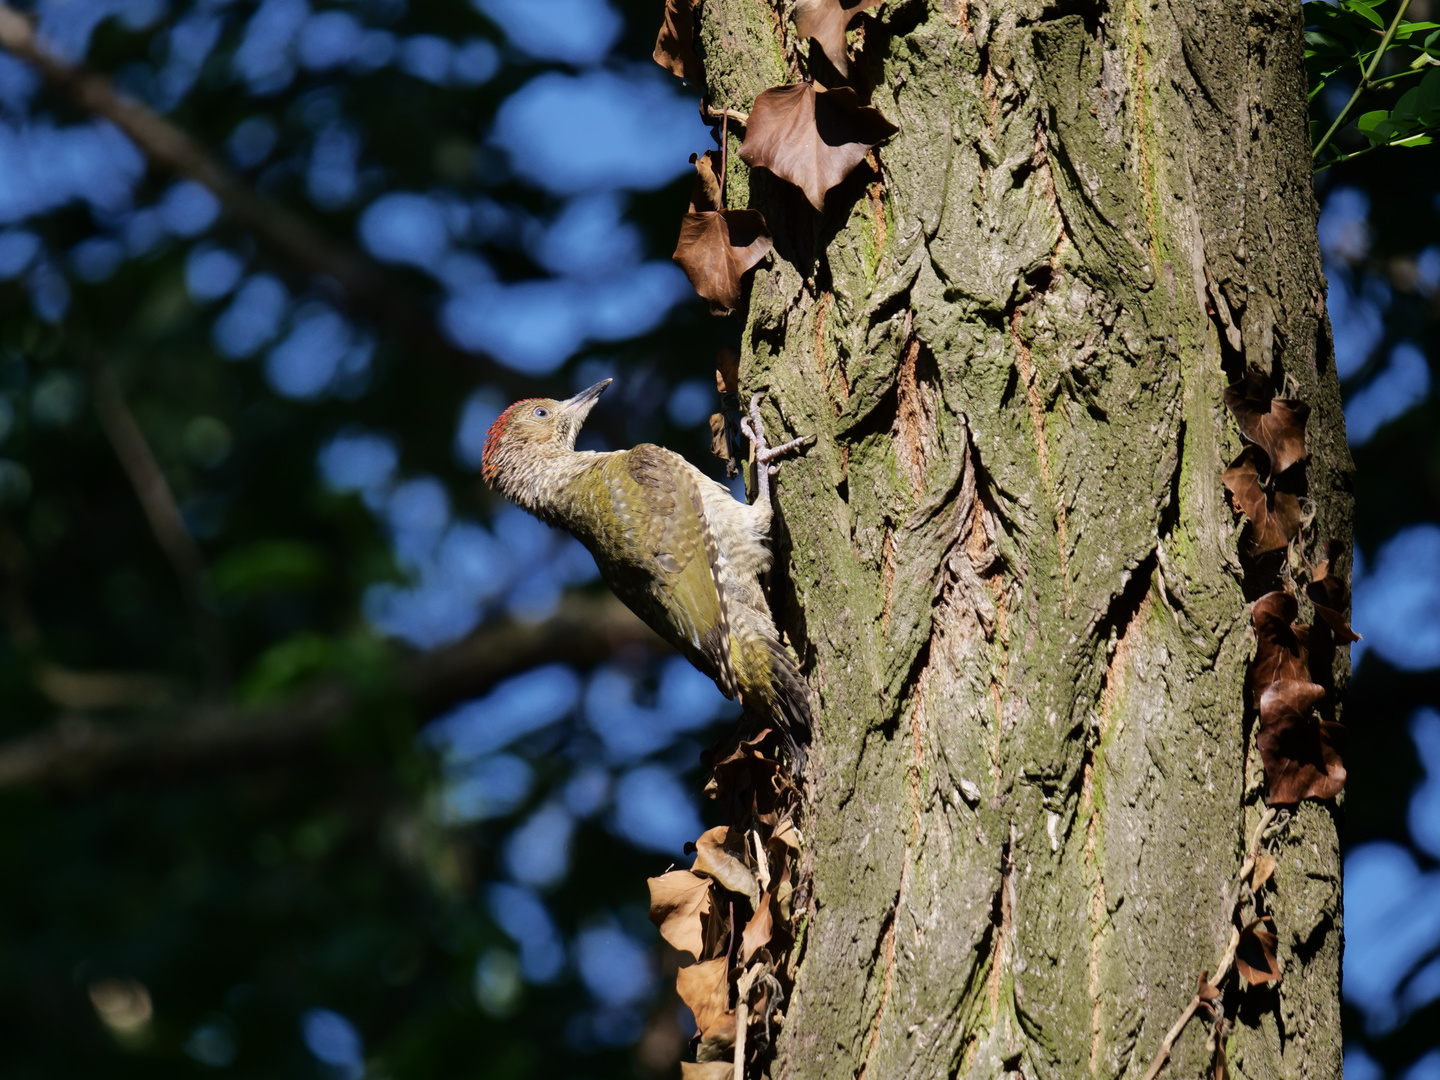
[[561, 378, 612, 418]]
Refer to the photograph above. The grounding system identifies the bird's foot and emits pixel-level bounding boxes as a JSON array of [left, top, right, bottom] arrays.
[[740, 394, 813, 508]]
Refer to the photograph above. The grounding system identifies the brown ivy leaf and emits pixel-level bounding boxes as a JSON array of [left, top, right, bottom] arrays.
[[688, 151, 723, 214], [1258, 679, 1345, 805], [654, 0, 701, 81], [1223, 371, 1310, 474], [1307, 538, 1361, 642], [1222, 447, 1301, 556], [676, 957, 733, 1041], [794, 0, 884, 76], [705, 729, 790, 820], [715, 346, 740, 394], [738, 82, 897, 211], [647, 870, 715, 961], [773, 856, 795, 924], [1234, 916, 1282, 985], [1250, 592, 1310, 701], [691, 826, 761, 907], [673, 209, 774, 315], [681, 1064, 736, 1080], [770, 816, 801, 853], [741, 890, 774, 963], [1251, 853, 1277, 891]]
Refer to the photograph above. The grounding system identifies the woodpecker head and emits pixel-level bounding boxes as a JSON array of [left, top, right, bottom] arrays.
[[482, 379, 612, 501]]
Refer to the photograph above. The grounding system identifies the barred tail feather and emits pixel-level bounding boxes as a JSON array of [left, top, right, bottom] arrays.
[[763, 637, 812, 771]]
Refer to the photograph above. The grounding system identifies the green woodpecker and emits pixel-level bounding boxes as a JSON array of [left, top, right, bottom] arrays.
[[482, 379, 812, 759]]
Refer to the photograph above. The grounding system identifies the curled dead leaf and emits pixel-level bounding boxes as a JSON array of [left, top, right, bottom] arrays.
[[673, 209, 774, 315], [1251, 853, 1277, 891], [1235, 916, 1282, 985], [770, 817, 801, 853], [1250, 592, 1310, 701], [709, 413, 730, 461], [681, 1063, 736, 1080], [654, 0, 702, 81], [677, 956, 732, 1036], [794, 0, 884, 76], [1307, 538, 1361, 643], [691, 826, 761, 908], [648, 870, 715, 961], [706, 729, 791, 820], [1222, 447, 1301, 556], [738, 82, 897, 211], [715, 346, 740, 394], [1223, 371, 1310, 474], [1258, 679, 1345, 805], [688, 150, 723, 214], [741, 890, 774, 963]]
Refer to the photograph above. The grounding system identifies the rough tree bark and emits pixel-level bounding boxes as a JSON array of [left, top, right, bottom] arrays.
[[700, 0, 1348, 1077]]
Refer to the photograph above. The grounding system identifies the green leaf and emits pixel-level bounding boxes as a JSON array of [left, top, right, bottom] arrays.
[[211, 539, 326, 598], [1344, 0, 1386, 29], [239, 633, 333, 705], [1356, 108, 1398, 143], [1305, 29, 1350, 56], [1393, 86, 1422, 123], [1393, 20, 1440, 39], [1392, 132, 1435, 146], [1418, 66, 1440, 120]]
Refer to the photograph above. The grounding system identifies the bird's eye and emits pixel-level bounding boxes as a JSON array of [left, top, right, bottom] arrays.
[[532, 406, 550, 419]]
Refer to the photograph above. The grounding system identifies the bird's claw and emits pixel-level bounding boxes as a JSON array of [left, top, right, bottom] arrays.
[[746, 393, 812, 466]]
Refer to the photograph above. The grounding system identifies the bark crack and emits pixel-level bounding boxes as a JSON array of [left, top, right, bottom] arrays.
[[1008, 305, 1071, 612]]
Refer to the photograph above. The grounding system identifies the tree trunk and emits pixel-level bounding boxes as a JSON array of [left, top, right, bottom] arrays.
[[699, 1, 1349, 1077]]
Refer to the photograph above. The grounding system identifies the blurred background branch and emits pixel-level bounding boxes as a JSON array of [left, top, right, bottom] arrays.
[[0, 593, 657, 789], [85, 356, 231, 695]]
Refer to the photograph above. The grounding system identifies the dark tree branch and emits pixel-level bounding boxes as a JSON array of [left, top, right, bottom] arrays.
[[86, 360, 232, 695], [0, 4, 528, 396], [0, 593, 660, 790]]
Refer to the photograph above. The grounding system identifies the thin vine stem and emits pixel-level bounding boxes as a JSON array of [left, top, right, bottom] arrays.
[[1312, 0, 1413, 163]]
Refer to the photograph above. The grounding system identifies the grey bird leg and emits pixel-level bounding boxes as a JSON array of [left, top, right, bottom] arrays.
[[740, 393, 812, 510]]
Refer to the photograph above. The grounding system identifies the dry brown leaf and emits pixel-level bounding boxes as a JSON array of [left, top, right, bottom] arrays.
[[741, 890, 774, 963], [681, 1064, 736, 1080], [794, 0, 884, 75], [1223, 371, 1310, 474], [709, 413, 730, 461], [1251, 853, 1277, 891], [715, 346, 740, 394], [775, 859, 794, 923], [1250, 592, 1310, 702], [1235, 916, 1282, 984], [691, 826, 761, 907], [688, 150, 723, 214], [1258, 679, 1345, 805], [654, 0, 702, 81], [677, 956, 733, 1038], [1222, 447, 1301, 556], [738, 82, 897, 211], [1307, 538, 1361, 642], [706, 729, 790, 819], [673, 209, 773, 315], [770, 817, 802, 853], [648, 870, 715, 961]]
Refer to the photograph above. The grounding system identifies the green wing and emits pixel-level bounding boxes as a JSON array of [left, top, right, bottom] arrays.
[[590, 445, 737, 697]]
